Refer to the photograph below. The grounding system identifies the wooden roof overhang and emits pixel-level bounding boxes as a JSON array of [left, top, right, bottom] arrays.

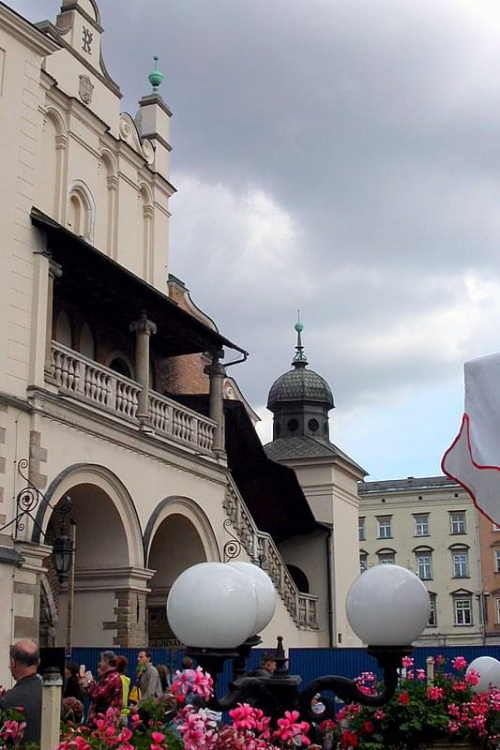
[[31, 209, 247, 359]]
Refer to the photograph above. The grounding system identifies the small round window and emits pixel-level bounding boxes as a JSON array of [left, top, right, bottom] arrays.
[[308, 418, 319, 432], [287, 418, 299, 432]]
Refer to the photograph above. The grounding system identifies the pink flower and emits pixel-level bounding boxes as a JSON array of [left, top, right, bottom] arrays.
[[452, 656, 468, 671], [401, 656, 414, 668], [416, 669, 426, 681], [374, 709, 385, 720], [427, 686, 444, 702]]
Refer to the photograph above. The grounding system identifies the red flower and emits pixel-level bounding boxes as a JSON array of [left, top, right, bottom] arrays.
[[398, 691, 410, 705], [340, 730, 359, 748], [363, 721, 374, 734]]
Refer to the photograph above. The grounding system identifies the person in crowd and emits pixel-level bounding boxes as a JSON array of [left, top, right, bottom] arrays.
[[0, 640, 42, 746], [61, 696, 84, 724], [248, 654, 277, 678], [64, 662, 84, 703], [116, 655, 130, 721], [157, 664, 170, 692], [136, 649, 163, 701], [83, 650, 122, 724]]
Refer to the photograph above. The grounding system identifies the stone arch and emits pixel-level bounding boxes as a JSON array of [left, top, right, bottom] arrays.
[[33, 464, 148, 647], [37, 107, 67, 219], [144, 496, 220, 645], [97, 148, 118, 256], [144, 495, 220, 564], [68, 180, 96, 243], [33, 463, 143, 569]]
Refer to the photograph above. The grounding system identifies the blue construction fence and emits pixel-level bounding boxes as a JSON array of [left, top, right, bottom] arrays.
[[71, 644, 500, 696]]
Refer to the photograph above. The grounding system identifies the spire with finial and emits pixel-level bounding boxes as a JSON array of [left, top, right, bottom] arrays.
[[148, 56, 164, 93], [292, 311, 308, 367]]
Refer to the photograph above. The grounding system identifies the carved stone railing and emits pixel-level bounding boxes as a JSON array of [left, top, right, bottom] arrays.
[[223, 479, 319, 630], [50, 342, 215, 453]]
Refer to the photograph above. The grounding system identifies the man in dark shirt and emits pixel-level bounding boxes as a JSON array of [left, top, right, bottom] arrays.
[[0, 640, 42, 745]]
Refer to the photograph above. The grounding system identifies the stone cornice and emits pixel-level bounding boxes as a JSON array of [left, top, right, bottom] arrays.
[[0, 5, 61, 57]]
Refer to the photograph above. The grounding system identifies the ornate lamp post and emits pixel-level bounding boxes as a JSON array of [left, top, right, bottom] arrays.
[[167, 562, 430, 720]]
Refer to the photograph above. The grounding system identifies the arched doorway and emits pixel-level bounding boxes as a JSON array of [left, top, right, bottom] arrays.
[[145, 501, 219, 647], [36, 466, 146, 648]]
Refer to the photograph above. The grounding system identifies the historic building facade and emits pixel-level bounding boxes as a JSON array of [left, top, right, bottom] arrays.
[[358, 476, 486, 646], [0, 0, 329, 684], [264, 323, 364, 648]]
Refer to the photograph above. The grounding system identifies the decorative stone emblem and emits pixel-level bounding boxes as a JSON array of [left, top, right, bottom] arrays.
[[82, 27, 93, 54], [79, 75, 94, 104]]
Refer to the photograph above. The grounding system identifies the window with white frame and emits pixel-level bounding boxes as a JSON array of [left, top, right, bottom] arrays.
[[452, 551, 469, 578], [428, 594, 437, 627], [496, 598, 500, 624], [450, 511, 466, 534], [453, 597, 472, 625], [377, 516, 392, 539], [359, 517, 366, 542], [378, 551, 395, 565], [414, 514, 429, 536], [495, 550, 500, 573], [493, 524, 500, 532], [416, 553, 433, 580], [360, 552, 368, 573]]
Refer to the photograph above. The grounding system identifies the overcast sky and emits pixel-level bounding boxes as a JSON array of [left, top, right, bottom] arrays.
[[12, 0, 500, 480]]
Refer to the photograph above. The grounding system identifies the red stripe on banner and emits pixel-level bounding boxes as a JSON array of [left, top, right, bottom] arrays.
[[441, 413, 500, 525]]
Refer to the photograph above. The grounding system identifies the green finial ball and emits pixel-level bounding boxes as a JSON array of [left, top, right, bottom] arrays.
[[149, 56, 164, 92], [295, 321, 304, 333]]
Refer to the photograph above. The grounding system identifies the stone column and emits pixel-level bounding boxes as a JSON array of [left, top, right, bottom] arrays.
[[130, 311, 157, 429], [205, 351, 226, 455], [40, 667, 63, 750], [44, 260, 62, 379]]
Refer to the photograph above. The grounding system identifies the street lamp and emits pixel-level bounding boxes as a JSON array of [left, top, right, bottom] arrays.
[[167, 562, 430, 720]]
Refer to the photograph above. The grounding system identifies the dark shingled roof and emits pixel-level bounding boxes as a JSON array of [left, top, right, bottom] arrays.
[[358, 475, 460, 495], [264, 436, 366, 474], [267, 368, 334, 410]]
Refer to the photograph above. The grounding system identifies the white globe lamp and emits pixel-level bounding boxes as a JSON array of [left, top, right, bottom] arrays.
[[346, 564, 430, 646], [229, 561, 277, 634], [167, 562, 258, 649], [466, 656, 500, 693]]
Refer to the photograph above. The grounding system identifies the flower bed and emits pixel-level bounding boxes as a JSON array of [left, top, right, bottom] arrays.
[[318, 656, 500, 749]]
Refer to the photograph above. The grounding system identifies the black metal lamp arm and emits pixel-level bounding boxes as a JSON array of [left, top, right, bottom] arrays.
[[298, 645, 409, 721]]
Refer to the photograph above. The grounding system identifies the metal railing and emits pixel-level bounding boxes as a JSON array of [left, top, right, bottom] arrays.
[[223, 479, 318, 630]]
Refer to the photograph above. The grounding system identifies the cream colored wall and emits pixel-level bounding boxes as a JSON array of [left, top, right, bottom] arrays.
[[287, 459, 362, 647], [0, 15, 52, 400], [359, 484, 484, 646], [279, 529, 331, 642]]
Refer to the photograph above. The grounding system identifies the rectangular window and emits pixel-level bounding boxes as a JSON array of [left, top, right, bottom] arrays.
[[360, 553, 368, 573], [450, 512, 466, 534], [452, 552, 469, 578], [454, 598, 472, 625], [428, 595, 437, 627], [496, 598, 500, 624], [377, 516, 392, 539], [416, 554, 433, 580], [359, 517, 365, 542], [495, 550, 500, 573], [378, 552, 395, 565], [414, 514, 429, 536]]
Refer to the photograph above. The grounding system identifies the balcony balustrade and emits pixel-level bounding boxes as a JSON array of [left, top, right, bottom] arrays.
[[49, 342, 216, 453]]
